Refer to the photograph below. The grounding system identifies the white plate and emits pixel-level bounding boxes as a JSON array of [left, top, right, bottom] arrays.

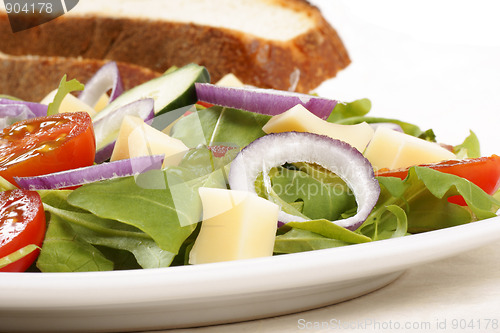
[[1, 215, 499, 333]]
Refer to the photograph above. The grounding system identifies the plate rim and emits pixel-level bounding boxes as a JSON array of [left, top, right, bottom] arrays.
[[1, 214, 499, 310]]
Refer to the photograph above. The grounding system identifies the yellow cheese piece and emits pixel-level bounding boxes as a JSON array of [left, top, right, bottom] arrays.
[[364, 126, 456, 171], [110, 116, 189, 167], [189, 187, 279, 264], [262, 104, 374, 152], [215, 73, 245, 87], [40, 89, 98, 118], [93, 94, 110, 112]]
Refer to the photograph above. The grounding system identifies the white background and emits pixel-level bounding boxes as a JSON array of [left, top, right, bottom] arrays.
[[313, 0, 500, 156]]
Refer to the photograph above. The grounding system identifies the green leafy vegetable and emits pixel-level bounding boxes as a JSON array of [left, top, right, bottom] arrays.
[[267, 167, 356, 221], [374, 167, 500, 233], [274, 228, 351, 254], [327, 98, 372, 123], [66, 168, 224, 255], [0, 94, 22, 101], [454, 130, 481, 158], [46, 75, 85, 116], [170, 106, 270, 148]]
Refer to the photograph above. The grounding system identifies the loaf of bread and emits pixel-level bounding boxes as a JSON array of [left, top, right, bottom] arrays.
[[0, 53, 161, 102], [0, 0, 350, 93]]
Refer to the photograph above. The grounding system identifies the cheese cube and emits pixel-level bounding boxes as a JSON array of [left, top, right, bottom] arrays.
[[262, 104, 374, 152], [110, 116, 189, 167], [364, 126, 456, 171], [189, 188, 279, 264], [215, 73, 245, 87], [40, 89, 97, 118]]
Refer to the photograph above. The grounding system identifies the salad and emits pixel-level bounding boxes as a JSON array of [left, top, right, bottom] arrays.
[[0, 63, 499, 272]]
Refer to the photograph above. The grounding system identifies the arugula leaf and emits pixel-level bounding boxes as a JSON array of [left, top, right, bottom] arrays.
[[268, 167, 356, 221], [454, 130, 481, 158], [285, 220, 372, 243], [358, 204, 408, 241], [274, 219, 371, 255], [335, 115, 426, 137], [274, 228, 351, 254], [374, 167, 500, 233], [46, 75, 85, 116], [327, 98, 372, 123]]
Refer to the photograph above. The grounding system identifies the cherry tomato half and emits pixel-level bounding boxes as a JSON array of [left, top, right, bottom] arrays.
[[0, 189, 46, 272], [0, 112, 95, 185], [376, 155, 500, 205]]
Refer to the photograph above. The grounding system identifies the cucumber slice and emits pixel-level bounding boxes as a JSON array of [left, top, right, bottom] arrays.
[[92, 63, 210, 122]]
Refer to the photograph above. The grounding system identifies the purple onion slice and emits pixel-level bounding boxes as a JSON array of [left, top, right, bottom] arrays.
[[0, 99, 48, 117], [79, 61, 124, 108], [15, 155, 164, 190], [195, 83, 337, 120], [370, 122, 404, 132], [228, 132, 380, 231], [0, 104, 36, 130]]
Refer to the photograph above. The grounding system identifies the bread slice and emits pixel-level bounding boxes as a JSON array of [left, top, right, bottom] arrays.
[[0, 0, 350, 93], [0, 53, 161, 102]]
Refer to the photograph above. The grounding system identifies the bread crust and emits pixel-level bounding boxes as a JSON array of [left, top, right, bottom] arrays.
[[0, 1, 349, 93], [0, 54, 161, 102]]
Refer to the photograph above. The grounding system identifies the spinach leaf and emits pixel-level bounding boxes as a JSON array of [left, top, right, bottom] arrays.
[[43, 204, 175, 269], [170, 106, 270, 148], [37, 213, 114, 272], [67, 168, 225, 255]]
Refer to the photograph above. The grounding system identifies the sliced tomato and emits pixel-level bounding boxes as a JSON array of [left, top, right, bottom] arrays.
[[376, 155, 500, 205], [0, 189, 46, 272], [0, 112, 95, 185], [196, 101, 214, 109]]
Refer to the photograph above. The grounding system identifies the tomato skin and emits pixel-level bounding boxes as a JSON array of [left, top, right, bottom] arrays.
[[0, 189, 46, 272], [0, 112, 95, 185], [376, 155, 500, 205]]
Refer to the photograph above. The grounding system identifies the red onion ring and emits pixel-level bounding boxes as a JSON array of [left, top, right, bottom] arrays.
[[79, 62, 124, 108], [195, 83, 337, 120], [15, 155, 164, 190], [0, 104, 36, 130], [228, 132, 380, 231], [0, 99, 48, 117]]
